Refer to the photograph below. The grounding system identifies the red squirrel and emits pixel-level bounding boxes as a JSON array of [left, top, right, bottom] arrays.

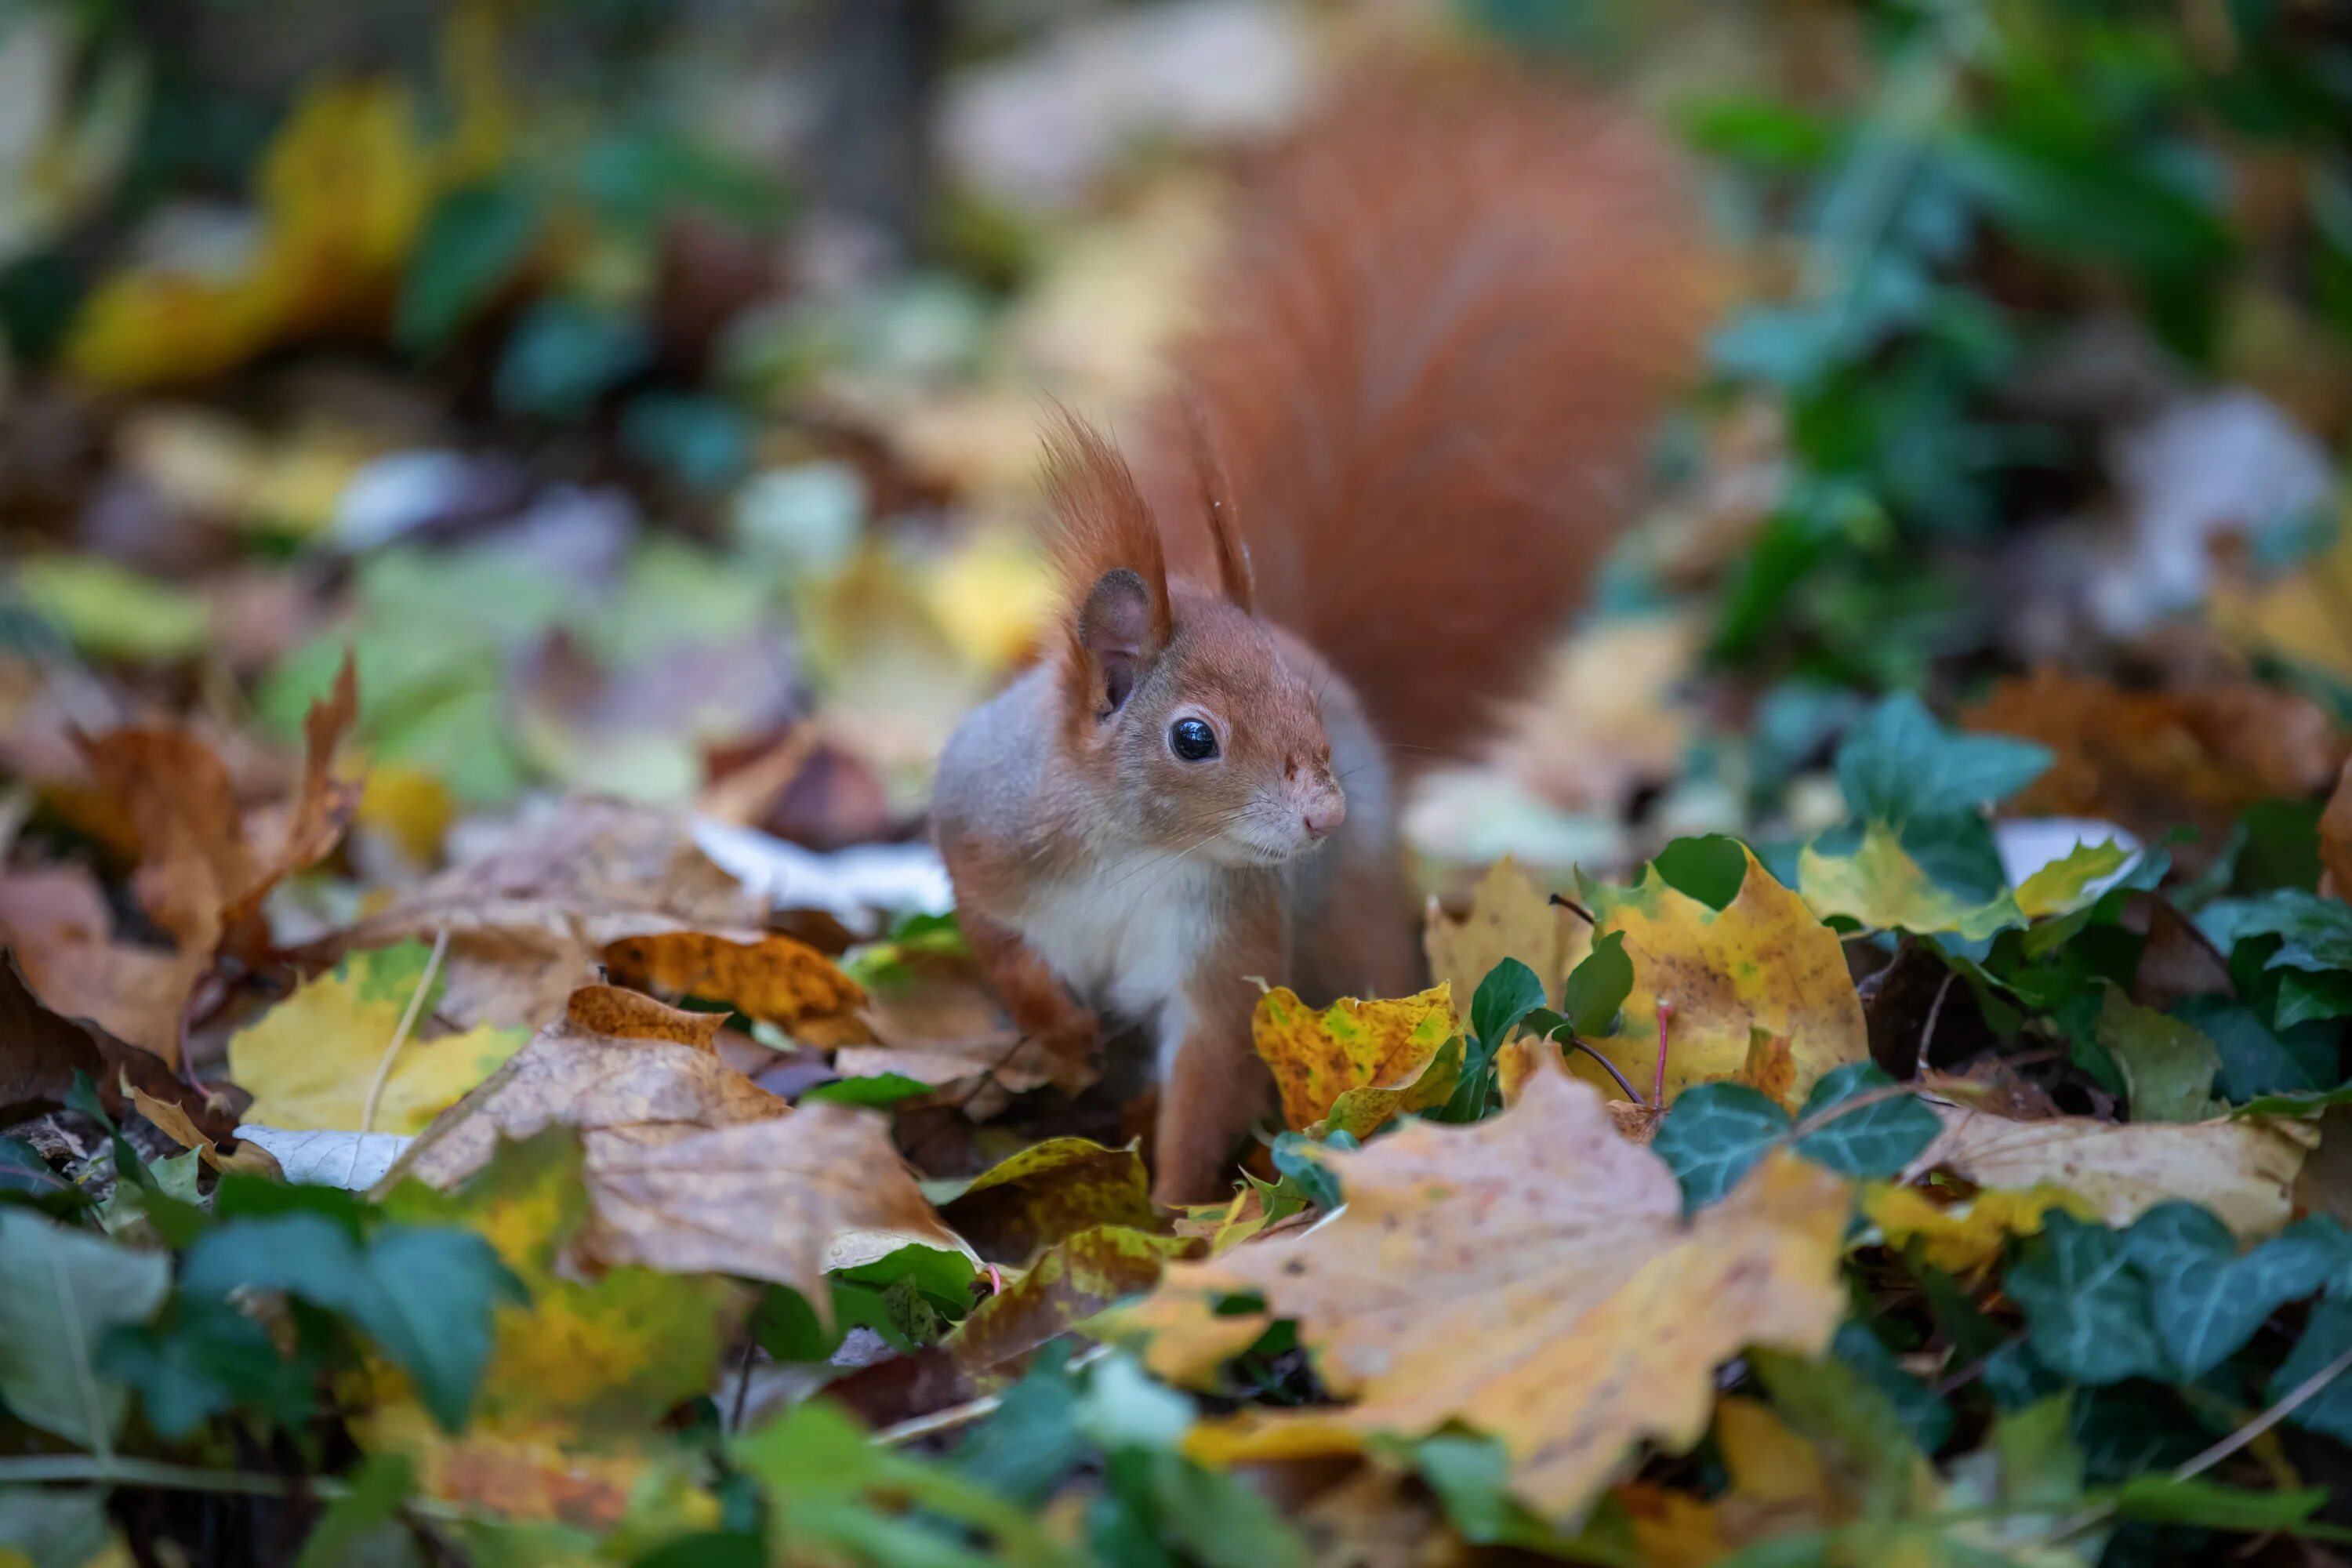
[[931, 60, 1712, 1204]]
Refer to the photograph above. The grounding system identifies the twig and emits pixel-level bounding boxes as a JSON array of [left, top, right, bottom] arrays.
[[1548, 893, 1596, 926], [2045, 1338, 2352, 1546], [359, 924, 450, 1137], [1653, 1000, 1675, 1109], [1915, 969, 1958, 1079], [730, 1333, 758, 1433], [1839, 927, 1886, 945], [1555, 1034, 1645, 1106]]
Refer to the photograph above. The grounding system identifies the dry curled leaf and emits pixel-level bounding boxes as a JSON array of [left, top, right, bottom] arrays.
[[601, 930, 869, 1046], [386, 985, 964, 1316], [1962, 667, 2345, 848], [1125, 1066, 1850, 1523], [833, 943, 1095, 1102], [1576, 845, 1866, 1109], [936, 1136, 1156, 1265], [1908, 1102, 2314, 1240]]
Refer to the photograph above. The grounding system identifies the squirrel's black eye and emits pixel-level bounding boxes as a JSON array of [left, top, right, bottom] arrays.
[[1170, 717, 1219, 761]]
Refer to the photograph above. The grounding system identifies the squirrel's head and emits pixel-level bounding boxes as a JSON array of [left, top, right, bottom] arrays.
[[1040, 410, 1345, 866]]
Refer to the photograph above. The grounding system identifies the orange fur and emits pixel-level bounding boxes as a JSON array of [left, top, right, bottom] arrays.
[[1146, 59, 1715, 760]]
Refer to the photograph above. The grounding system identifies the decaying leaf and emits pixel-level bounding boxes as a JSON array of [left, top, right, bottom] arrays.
[[0, 866, 209, 1067], [936, 1136, 1156, 1265], [314, 799, 768, 1032], [1576, 845, 1867, 1107], [1422, 858, 1588, 1012], [950, 1225, 1196, 1374], [1129, 1067, 1850, 1523], [1860, 1181, 2096, 1275], [1962, 667, 2346, 845], [833, 942, 1095, 1101], [229, 941, 528, 1135], [601, 930, 869, 1046], [1252, 982, 1461, 1134], [1907, 1103, 2314, 1240], [387, 985, 967, 1315], [1798, 822, 2014, 939]]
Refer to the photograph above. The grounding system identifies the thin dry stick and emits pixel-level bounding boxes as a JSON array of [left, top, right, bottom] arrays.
[[358, 924, 451, 1137], [2045, 1338, 2352, 1546], [1915, 968, 1958, 1079], [1548, 892, 1596, 926]]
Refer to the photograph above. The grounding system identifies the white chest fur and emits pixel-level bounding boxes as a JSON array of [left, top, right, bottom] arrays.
[[1018, 854, 1225, 1029]]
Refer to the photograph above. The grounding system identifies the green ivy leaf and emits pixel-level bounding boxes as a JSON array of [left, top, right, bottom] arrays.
[[180, 1212, 523, 1432], [2120, 1203, 2344, 1379], [1791, 1063, 1940, 1177], [1834, 692, 2052, 828], [1652, 1083, 1791, 1210], [2007, 1214, 2168, 1386], [0, 1208, 171, 1447], [1470, 957, 1550, 1054], [2170, 996, 2318, 1102]]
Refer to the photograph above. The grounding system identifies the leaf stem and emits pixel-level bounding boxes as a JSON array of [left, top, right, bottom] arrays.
[[1915, 968, 1957, 1078], [1548, 893, 1595, 926], [1552, 1033, 1644, 1106], [359, 923, 450, 1138], [0, 1456, 303, 1496]]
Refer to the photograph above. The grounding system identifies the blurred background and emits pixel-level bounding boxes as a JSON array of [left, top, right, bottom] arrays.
[[3, 0, 2350, 902]]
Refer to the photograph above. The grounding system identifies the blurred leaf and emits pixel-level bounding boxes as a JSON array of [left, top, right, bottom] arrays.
[[0, 1207, 170, 1446], [2006, 1214, 2168, 1386], [397, 178, 543, 354], [2121, 1202, 2343, 1379], [1790, 1064, 1940, 1178], [495, 298, 649, 420], [14, 556, 212, 661], [2096, 986, 2221, 1122], [1835, 692, 2051, 828]]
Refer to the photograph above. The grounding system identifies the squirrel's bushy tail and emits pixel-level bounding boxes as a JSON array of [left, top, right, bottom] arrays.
[[1146, 59, 1716, 761]]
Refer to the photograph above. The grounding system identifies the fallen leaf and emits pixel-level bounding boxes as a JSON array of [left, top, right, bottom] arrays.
[[601, 930, 868, 1045], [315, 799, 768, 1031], [1798, 821, 2015, 939], [950, 1225, 1196, 1374], [1860, 1182, 2096, 1275], [387, 985, 968, 1315], [2096, 985, 2221, 1122], [1131, 1066, 1850, 1523], [0, 1208, 171, 1448], [368, 1131, 742, 1529], [229, 941, 529, 1135], [1963, 668, 2345, 848], [233, 1126, 401, 1188], [937, 1137, 1157, 1265], [833, 943, 1096, 1101], [1423, 859, 1589, 1012], [1577, 845, 1867, 1107], [0, 866, 209, 1067], [1251, 982, 1461, 1134], [1910, 1103, 2314, 1240], [1494, 613, 1700, 815]]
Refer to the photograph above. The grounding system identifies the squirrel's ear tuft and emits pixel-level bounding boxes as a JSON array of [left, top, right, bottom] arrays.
[[1039, 406, 1173, 720], [1076, 568, 1158, 714], [1180, 391, 1254, 612]]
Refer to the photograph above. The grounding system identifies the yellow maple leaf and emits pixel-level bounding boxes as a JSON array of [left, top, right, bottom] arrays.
[[1860, 1181, 2096, 1275], [1422, 858, 1590, 1013], [1574, 844, 1867, 1109], [1131, 1066, 1851, 1523], [1251, 982, 1461, 1134], [229, 942, 528, 1135]]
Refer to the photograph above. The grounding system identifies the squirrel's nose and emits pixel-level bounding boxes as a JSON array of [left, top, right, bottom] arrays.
[[1302, 799, 1345, 840]]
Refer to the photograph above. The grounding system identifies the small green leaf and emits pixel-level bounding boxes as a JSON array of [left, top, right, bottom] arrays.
[[800, 1073, 934, 1108], [2113, 1475, 2326, 1532], [1269, 1132, 1346, 1211], [0, 1486, 111, 1568], [1791, 1062, 1940, 1177], [1652, 1083, 1791, 1210], [294, 1452, 417, 1568], [2007, 1214, 2168, 1386], [16, 555, 212, 661], [397, 178, 543, 354], [2171, 995, 2318, 1101], [1559, 931, 1634, 1037], [2096, 985, 2221, 1122], [1470, 957, 1549, 1051], [1651, 834, 1749, 911]]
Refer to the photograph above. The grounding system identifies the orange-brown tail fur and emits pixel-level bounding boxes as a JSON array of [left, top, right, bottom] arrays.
[[1145, 60, 1715, 760]]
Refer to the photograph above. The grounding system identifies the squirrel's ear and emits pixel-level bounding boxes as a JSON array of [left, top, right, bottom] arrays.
[[1180, 391, 1253, 612], [1076, 568, 1160, 714]]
